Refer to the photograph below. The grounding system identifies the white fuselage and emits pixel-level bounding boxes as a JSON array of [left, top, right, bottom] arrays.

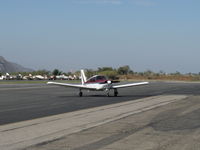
[[84, 83, 110, 91]]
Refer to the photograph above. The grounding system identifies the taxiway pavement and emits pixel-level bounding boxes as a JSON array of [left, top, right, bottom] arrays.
[[25, 95, 200, 150], [0, 81, 200, 125]]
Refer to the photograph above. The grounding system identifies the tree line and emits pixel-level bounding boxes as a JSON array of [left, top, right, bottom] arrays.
[[1, 65, 200, 81]]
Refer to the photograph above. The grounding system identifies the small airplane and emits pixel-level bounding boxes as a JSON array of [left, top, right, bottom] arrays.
[[47, 70, 149, 97]]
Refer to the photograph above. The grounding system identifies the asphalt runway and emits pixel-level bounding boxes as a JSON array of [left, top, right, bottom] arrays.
[[0, 81, 200, 125]]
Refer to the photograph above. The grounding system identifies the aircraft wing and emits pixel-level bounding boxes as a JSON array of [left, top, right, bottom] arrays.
[[47, 82, 94, 90], [112, 82, 149, 89]]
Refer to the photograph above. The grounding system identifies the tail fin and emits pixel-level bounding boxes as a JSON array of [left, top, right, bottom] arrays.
[[80, 69, 87, 85]]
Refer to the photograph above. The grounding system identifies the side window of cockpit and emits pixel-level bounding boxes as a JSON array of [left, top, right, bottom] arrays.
[[89, 78, 95, 82], [97, 76, 106, 80]]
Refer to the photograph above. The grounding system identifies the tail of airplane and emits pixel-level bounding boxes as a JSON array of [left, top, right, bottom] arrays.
[[80, 69, 87, 85]]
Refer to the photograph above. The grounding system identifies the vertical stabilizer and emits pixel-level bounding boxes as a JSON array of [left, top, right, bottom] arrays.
[[80, 69, 87, 85]]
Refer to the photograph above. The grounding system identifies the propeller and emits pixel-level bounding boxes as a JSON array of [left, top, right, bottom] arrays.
[[107, 80, 112, 84], [107, 80, 120, 84]]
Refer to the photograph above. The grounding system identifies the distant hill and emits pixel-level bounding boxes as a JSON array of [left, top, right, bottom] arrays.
[[0, 56, 34, 73]]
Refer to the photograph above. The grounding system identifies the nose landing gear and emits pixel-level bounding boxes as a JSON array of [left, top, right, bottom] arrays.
[[106, 89, 110, 97], [106, 89, 118, 97], [79, 89, 118, 97]]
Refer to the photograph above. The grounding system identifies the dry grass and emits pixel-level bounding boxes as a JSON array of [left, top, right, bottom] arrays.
[[119, 74, 200, 81]]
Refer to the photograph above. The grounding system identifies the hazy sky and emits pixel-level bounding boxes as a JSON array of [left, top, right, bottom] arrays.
[[0, 0, 199, 73]]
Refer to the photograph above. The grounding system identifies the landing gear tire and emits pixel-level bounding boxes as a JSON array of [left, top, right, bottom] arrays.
[[114, 89, 118, 97], [106, 90, 110, 97], [79, 91, 83, 97], [105, 89, 110, 97]]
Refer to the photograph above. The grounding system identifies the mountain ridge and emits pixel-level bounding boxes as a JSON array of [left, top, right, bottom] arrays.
[[0, 56, 34, 73]]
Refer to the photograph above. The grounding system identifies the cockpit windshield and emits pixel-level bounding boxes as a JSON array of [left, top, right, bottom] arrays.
[[86, 75, 107, 83]]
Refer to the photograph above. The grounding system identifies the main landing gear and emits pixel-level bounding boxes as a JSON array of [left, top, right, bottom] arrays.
[[114, 89, 118, 97], [79, 89, 83, 97]]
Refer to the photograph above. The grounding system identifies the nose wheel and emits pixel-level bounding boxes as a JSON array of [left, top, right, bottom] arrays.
[[106, 89, 110, 97], [106, 92, 110, 97], [106, 89, 118, 97]]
